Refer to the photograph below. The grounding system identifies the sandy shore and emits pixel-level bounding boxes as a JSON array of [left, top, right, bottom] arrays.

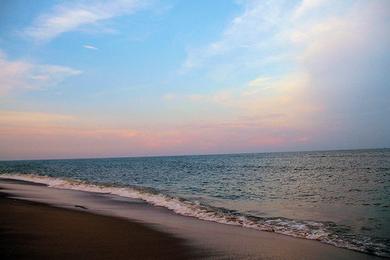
[[0, 178, 383, 259], [0, 191, 203, 259]]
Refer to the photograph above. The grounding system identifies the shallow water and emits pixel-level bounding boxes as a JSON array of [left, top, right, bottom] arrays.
[[1, 149, 389, 256]]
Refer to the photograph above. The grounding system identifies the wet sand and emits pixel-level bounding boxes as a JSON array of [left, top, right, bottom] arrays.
[[0, 191, 202, 259], [0, 178, 383, 259]]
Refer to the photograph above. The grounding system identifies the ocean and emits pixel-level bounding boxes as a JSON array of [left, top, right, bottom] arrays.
[[0, 149, 389, 257]]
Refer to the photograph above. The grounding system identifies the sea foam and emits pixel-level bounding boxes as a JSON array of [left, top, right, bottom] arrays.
[[0, 173, 388, 257]]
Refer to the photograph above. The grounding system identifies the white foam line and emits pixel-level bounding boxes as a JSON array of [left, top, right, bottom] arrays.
[[0, 173, 243, 224], [0, 173, 386, 257]]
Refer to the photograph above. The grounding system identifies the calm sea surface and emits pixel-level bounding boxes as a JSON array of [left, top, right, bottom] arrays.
[[1, 149, 389, 256]]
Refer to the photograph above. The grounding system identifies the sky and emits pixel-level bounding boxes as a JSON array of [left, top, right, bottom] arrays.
[[0, 0, 389, 160]]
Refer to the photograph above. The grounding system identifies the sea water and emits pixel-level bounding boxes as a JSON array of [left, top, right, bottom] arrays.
[[1, 149, 389, 256]]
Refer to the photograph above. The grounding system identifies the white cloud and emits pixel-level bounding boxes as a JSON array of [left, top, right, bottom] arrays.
[[243, 76, 275, 96], [83, 44, 98, 50], [0, 50, 81, 95], [23, 0, 147, 42], [182, 0, 287, 71], [247, 76, 273, 88], [292, 0, 390, 113], [293, 0, 327, 19], [180, 0, 390, 147], [182, 0, 389, 94]]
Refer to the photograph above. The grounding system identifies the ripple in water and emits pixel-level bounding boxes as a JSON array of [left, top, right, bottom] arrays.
[[0, 149, 389, 257]]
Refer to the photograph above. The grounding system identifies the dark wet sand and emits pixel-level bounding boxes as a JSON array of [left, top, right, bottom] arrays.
[[0, 192, 202, 259]]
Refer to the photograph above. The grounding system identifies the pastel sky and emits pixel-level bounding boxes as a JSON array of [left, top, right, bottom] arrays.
[[0, 0, 389, 160]]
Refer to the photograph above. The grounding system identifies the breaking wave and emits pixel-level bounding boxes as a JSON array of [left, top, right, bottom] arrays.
[[1, 173, 388, 257]]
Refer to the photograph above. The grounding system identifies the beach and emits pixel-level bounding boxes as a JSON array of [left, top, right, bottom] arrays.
[[2, 0, 389, 258], [0, 178, 382, 259], [0, 187, 201, 259]]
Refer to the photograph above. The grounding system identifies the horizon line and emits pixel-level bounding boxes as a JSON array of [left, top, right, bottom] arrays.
[[1, 147, 388, 162]]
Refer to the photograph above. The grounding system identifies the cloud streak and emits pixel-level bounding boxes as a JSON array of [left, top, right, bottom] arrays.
[[83, 44, 98, 50], [0, 50, 81, 95], [293, 0, 327, 19], [0, 111, 75, 126], [182, 0, 287, 71], [23, 0, 147, 42]]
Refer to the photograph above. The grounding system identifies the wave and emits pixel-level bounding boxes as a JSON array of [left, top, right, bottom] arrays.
[[1, 173, 388, 257]]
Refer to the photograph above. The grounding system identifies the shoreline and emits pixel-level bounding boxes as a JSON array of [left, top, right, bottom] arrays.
[[0, 178, 383, 259]]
